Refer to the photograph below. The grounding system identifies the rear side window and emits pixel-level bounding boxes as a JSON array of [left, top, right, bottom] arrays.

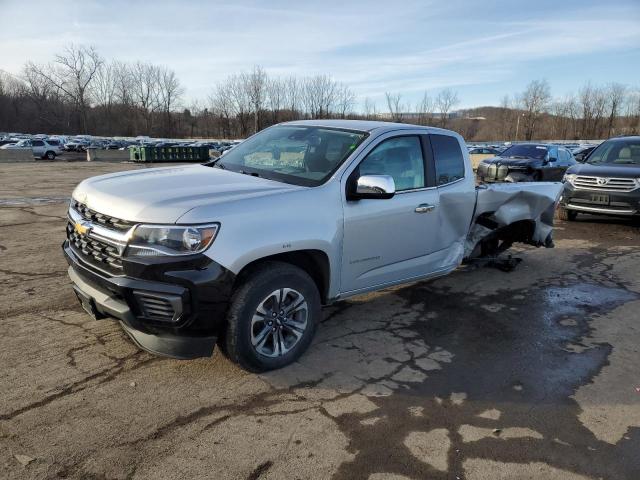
[[430, 134, 465, 186], [32, 140, 44, 147]]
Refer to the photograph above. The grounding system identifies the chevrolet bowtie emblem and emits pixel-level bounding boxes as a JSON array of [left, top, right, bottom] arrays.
[[74, 221, 90, 235]]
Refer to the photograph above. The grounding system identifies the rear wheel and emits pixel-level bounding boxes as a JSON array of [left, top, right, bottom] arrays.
[[44, 151, 56, 160], [223, 262, 320, 372], [557, 206, 578, 221]]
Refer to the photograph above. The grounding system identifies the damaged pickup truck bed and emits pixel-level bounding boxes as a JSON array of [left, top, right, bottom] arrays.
[[63, 120, 562, 371]]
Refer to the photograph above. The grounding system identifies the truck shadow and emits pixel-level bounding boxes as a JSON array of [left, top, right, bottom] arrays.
[[265, 249, 640, 480]]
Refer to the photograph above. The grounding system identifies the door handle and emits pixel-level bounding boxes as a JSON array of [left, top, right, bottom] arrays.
[[415, 204, 436, 213]]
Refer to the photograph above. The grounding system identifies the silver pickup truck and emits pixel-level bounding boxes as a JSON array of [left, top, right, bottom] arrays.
[[63, 120, 562, 371]]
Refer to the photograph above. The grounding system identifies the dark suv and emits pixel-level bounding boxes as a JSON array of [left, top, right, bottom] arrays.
[[558, 136, 640, 221], [477, 143, 576, 183]]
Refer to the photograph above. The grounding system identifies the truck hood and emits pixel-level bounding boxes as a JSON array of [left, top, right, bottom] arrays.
[[567, 163, 640, 177], [72, 164, 303, 223]]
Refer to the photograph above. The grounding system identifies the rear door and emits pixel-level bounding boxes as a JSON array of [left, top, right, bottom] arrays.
[[31, 140, 44, 156], [429, 133, 476, 256], [340, 132, 441, 294]]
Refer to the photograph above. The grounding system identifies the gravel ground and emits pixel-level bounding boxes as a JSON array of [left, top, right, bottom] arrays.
[[1, 162, 639, 480]]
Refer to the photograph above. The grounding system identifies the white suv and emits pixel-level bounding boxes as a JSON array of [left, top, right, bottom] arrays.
[[0, 138, 63, 159]]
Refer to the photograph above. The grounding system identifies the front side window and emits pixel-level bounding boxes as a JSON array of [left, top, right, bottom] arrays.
[[587, 139, 640, 166], [431, 134, 465, 186], [214, 125, 367, 187], [358, 136, 425, 191]]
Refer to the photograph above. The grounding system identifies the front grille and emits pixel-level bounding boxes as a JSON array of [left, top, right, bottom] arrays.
[[67, 222, 123, 271], [71, 200, 135, 232], [573, 176, 637, 192], [134, 291, 181, 323]]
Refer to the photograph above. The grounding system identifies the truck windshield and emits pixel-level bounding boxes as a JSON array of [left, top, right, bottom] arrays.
[[210, 125, 368, 187], [499, 144, 548, 160], [587, 139, 640, 166]]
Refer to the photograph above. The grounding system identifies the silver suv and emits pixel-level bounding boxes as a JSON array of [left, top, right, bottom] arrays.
[[63, 120, 561, 371], [0, 138, 63, 159]]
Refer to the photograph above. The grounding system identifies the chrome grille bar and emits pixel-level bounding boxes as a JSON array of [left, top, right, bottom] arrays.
[[573, 176, 637, 192]]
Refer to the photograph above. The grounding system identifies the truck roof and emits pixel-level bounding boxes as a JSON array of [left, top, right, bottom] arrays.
[[282, 119, 455, 135]]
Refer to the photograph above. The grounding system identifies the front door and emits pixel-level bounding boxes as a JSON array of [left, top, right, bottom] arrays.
[[340, 134, 441, 294]]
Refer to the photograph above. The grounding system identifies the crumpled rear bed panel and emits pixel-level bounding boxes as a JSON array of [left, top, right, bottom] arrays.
[[465, 182, 563, 257]]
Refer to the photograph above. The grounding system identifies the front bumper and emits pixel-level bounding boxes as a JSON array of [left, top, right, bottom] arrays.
[[63, 241, 235, 359], [560, 183, 640, 216], [477, 163, 533, 183]]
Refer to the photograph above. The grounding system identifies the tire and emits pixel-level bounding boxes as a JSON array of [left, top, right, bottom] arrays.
[[223, 261, 321, 372], [44, 151, 56, 160], [557, 206, 577, 221]]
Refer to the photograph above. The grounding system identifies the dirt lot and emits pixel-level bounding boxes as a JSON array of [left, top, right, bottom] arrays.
[[1, 162, 639, 480]]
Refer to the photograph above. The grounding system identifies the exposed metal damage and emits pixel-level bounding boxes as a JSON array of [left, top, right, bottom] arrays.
[[465, 182, 564, 264]]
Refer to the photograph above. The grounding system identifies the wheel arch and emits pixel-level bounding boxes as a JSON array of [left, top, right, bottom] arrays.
[[233, 249, 331, 304]]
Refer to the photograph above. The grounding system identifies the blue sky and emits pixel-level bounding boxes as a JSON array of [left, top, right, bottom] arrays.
[[1, 0, 639, 110]]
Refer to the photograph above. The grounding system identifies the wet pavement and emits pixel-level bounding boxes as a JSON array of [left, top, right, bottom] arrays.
[[1, 162, 639, 479]]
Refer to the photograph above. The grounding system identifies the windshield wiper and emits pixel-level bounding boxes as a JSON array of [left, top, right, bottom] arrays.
[[239, 169, 260, 177]]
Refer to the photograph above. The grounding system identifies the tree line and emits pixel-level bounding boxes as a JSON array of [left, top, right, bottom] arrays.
[[1, 44, 639, 141]]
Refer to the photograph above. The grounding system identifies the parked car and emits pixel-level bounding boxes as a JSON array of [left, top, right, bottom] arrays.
[[558, 136, 640, 221], [476, 143, 576, 183], [0, 138, 63, 159], [105, 141, 125, 150], [468, 147, 501, 171], [571, 145, 597, 162], [63, 120, 561, 371], [64, 140, 90, 152]]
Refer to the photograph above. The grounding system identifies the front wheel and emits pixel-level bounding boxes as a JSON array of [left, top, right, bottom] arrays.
[[223, 262, 321, 372], [557, 206, 578, 221]]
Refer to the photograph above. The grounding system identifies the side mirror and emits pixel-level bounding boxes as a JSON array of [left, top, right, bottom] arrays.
[[575, 153, 585, 162], [351, 174, 396, 199]]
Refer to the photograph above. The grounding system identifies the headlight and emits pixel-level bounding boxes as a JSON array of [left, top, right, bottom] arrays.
[[126, 224, 219, 257], [635, 178, 640, 188], [563, 173, 577, 184]]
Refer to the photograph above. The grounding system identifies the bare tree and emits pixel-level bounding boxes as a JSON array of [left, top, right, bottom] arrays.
[[335, 84, 355, 118], [228, 74, 251, 136], [282, 76, 301, 120], [266, 77, 285, 124], [415, 91, 435, 125], [519, 80, 550, 140], [363, 97, 377, 120], [157, 67, 183, 136], [130, 62, 162, 133], [210, 82, 234, 138], [436, 88, 459, 128], [385, 92, 404, 122], [551, 95, 578, 140], [605, 83, 626, 137], [243, 65, 267, 133], [25, 44, 103, 132], [303, 75, 339, 118]]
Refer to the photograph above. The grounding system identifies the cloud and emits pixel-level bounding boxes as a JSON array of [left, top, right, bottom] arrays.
[[0, 0, 638, 107]]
